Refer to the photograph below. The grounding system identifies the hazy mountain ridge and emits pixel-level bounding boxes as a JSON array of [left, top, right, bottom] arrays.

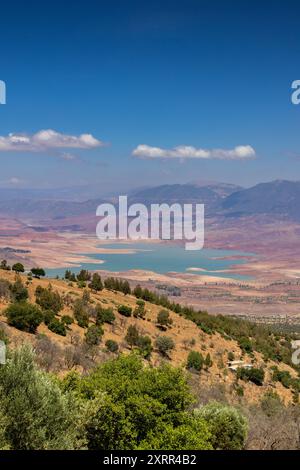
[[221, 180, 300, 221], [0, 180, 299, 222]]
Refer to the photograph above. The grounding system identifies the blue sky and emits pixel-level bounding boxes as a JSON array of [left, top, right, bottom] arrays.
[[0, 0, 300, 194]]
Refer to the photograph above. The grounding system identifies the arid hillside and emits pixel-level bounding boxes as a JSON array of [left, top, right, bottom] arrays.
[[0, 269, 299, 406]]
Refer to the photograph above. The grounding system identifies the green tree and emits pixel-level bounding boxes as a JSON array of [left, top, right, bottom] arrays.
[[0, 259, 11, 271], [133, 284, 142, 298], [196, 402, 248, 450], [73, 299, 89, 328], [0, 345, 84, 449], [121, 280, 131, 295], [31, 268, 46, 278], [89, 273, 103, 292], [228, 351, 235, 361], [12, 263, 25, 273], [82, 354, 196, 450], [76, 269, 91, 282]]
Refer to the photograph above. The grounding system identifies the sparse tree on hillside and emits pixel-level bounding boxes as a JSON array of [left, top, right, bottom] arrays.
[[125, 325, 139, 349], [118, 305, 132, 317], [0, 259, 11, 271], [9, 277, 29, 303], [31, 268, 46, 279], [187, 351, 204, 372], [155, 336, 175, 357], [85, 325, 104, 346], [76, 270, 91, 282], [35, 285, 63, 314], [12, 263, 25, 273], [89, 273, 103, 293], [157, 309, 173, 330], [133, 284, 142, 298]]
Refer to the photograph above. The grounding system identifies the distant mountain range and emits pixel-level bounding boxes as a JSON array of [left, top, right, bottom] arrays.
[[221, 180, 300, 220], [130, 180, 300, 221], [129, 182, 240, 214], [0, 180, 299, 223]]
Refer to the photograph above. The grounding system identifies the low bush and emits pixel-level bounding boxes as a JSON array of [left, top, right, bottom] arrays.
[[105, 339, 119, 353], [118, 305, 132, 317], [187, 351, 204, 372], [5, 302, 43, 333], [48, 318, 67, 336], [237, 367, 265, 386]]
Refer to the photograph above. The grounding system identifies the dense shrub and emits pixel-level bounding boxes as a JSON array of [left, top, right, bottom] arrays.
[[196, 402, 248, 450], [125, 325, 139, 348], [157, 310, 173, 330], [9, 277, 28, 303], [5, 302, 43, 333], [35, 285, 63, 314], [0, 345, 83, 449], [0, 346, 253, 451], [73, 299, 89, 328], [43, 309, 56, 326], [133, 300, 146, 319], [61, 315, 73, 326], [47, 319, 67, 337], [105, 339, 119, 353], [272, 367, 293, 389], [95, 306, 115, 325], [155, 336, 175, 357], [117, 305, 132, 317], [187, 351, 204, 372], [136, 335, 152, 359], [238, 337, 253, 354], [237, 367, 265, 386], [85, 325, 104, 346]]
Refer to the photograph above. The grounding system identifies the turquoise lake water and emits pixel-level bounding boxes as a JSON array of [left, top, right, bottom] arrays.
[[46, 242, 255, 280]]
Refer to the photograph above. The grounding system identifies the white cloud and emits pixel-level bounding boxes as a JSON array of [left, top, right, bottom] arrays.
[[132, 144, 256, 160], [0, 129, 104, 152], [8, 177, 22, 185]]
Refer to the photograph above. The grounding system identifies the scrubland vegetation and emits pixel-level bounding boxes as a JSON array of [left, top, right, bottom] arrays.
[[1, 265, 300, 450]]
